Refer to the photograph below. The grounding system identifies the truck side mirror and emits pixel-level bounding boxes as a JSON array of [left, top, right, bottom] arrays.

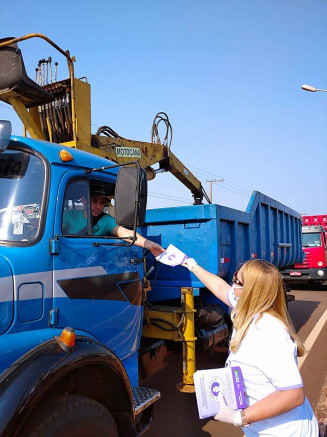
[[0, 120, 12, 152], [115, 166, 147, 227]]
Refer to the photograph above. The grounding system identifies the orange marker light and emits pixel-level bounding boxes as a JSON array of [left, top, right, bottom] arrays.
[[59, 326, 76, 349], [59, 149, 73, 162]]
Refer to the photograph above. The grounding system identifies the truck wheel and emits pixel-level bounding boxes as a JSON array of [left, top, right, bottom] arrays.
[[21, 394, 119, 437]]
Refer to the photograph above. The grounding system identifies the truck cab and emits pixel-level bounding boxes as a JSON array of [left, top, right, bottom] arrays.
[[282, 225, 327, 286], [0, 127, 159, 437]]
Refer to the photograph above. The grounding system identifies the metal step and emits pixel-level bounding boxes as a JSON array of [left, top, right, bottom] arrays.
[[133, 386, 160, 415]]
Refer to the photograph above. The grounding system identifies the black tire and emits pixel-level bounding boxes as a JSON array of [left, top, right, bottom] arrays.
[[21, 394, 119, 437]]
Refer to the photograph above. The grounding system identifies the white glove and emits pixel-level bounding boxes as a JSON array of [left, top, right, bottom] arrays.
[[214, 392, 242, 426], [182, 258, 197, 271]]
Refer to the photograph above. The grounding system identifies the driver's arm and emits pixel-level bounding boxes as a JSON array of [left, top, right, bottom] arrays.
[[113, 225, 165, 257]]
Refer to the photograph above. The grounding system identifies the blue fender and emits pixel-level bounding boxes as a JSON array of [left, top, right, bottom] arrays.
[[0, 328, 84, 375], [0, 334, 133, 437]]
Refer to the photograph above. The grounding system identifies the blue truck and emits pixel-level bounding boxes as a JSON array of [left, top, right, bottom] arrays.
[[0, 127, 160, 437], [0, 34, 303, 435]]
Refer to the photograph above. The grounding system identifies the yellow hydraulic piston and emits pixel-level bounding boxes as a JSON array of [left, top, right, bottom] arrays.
[[142, 286, 197, 393], [177, 287, 197, 393]]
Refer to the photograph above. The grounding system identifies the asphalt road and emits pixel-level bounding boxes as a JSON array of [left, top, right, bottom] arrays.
[[143, 286, 327, 437]]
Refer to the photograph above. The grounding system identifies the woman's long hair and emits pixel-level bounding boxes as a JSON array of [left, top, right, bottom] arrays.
[[230, 259, 305, 356]]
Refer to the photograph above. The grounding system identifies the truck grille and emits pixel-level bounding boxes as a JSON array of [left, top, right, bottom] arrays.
[[295, 250, 311, 268]]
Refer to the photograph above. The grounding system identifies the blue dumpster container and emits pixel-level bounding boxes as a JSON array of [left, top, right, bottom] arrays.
[[143, 191, 302, 302]]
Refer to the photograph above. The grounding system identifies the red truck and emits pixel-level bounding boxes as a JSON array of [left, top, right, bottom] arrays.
[[282, 215, 327, 287]]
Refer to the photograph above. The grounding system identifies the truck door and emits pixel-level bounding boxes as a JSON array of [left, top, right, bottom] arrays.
[[52, 172, 144, 362]]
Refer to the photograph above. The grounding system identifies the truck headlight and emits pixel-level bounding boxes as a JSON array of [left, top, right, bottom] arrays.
[[317, 261, 323, 267], [317, 270, 324, 277]]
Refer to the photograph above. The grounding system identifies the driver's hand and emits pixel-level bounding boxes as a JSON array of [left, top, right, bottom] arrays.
[[144, 240, 165, 257]]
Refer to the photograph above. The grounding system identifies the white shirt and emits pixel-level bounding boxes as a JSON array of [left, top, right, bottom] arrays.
[[226, 288, 319, 436]]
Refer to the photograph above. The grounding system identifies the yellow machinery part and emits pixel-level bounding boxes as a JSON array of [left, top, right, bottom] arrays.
[[8, 98, 44, 140], [142, 287, 197, 392], [0, 33, 207, 203], [72, 78, 91, 145]]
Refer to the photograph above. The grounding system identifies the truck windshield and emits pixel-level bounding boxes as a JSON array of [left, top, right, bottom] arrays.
[[0, 148, 45, 243], [302, 232, 322, 248]]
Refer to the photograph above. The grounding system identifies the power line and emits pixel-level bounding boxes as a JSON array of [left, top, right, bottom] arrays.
[[148, 192, 190, 204], [212, 182, 250, 198], [185, 162, 252, 197], [169, 164, 251, 199], [206, 179, 224, 202]]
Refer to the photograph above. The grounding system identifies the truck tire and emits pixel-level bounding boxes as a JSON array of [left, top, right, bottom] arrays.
[[20, 394, 119, 437]]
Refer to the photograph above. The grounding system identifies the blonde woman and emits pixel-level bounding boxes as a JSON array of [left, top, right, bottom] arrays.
[[183, 258, 319, 436]]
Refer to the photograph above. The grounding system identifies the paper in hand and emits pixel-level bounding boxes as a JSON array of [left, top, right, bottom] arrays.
[[193, 367, 246, 419], [155, 244, 189, 267]]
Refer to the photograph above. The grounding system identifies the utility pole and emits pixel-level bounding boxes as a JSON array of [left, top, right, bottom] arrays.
[[206, 178, 224, 203]]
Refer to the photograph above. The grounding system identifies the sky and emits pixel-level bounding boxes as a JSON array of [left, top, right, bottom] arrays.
[[1, 0, 326, 215]]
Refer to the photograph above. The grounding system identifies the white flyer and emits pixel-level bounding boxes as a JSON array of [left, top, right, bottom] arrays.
[[155, 244, 189, 267]]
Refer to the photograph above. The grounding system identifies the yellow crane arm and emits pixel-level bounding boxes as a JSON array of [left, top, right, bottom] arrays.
[[91, 135, 208, 204]]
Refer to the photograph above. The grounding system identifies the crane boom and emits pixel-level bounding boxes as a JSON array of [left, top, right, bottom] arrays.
[[0, 34, 209, 204], [91, 135, 208, 204]]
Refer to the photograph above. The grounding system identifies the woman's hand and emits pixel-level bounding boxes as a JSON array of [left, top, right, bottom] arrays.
[[214, 392, 238, 424], [182, 258, 198, 271]]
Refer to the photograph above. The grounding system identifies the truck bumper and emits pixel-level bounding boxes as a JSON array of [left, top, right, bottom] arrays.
[[281, 268, 327, 284]]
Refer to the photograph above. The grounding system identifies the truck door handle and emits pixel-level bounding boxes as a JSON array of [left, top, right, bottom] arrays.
[[131, 258, 143, 264], [131, 250, 150, 264]]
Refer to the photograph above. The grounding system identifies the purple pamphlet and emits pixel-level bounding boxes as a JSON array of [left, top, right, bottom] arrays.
[[193, 366, 246, 419]]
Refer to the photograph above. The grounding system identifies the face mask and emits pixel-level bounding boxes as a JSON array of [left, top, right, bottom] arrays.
[[230, 283, 243, 301]]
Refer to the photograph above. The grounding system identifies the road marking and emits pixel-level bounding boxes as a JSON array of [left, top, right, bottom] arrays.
[[298, 308, 327, 369]]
